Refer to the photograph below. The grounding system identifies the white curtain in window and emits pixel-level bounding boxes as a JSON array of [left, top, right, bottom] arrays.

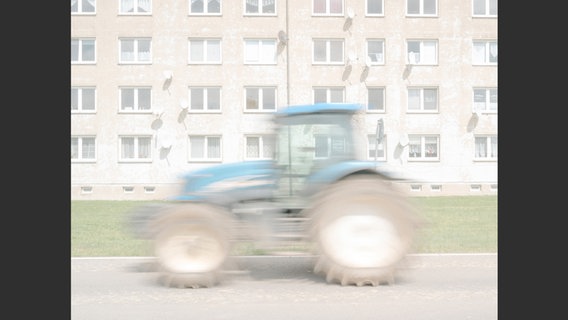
[[475, 138, 487, 157], [208, 137, 221, 158], [83, 138, 96, 159], [260, 40, 276, 63], [247, 137, 260, 158], [490, 137, 497, 158], [207, 40, 221, 61], [138, 138, 151, 158], [138, 0, 150, 12], [330, 0, 342, 14], [421, 41, 436, 64], [71, 138, 79, 159], [472, 43, 485, 64], [121, 0, 134, 12], [191, 137, 205, 158], [245, 41, 260, 62], [122, 138, 135, 158]]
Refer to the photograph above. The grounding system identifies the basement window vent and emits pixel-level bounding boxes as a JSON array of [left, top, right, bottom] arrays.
[[490, 184, 498, 191], [144, 186, 155, 193], [410, 184, 422, 192], [81, 186, 93, 194], [430, 184, 442, 192], [470, 184, 482, 192], [123, 186, 135, 193]]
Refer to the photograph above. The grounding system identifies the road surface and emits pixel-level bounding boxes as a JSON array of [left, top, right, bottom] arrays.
[[71, 253, 497, 320]]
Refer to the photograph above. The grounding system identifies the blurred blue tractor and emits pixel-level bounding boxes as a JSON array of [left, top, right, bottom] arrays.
[[129, 103, 420, 288]]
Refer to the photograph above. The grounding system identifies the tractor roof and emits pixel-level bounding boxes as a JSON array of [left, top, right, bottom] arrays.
[[276, 103, 363, 117]]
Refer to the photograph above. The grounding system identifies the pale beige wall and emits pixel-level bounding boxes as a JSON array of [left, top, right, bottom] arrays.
[[71, 0, 497, 200]]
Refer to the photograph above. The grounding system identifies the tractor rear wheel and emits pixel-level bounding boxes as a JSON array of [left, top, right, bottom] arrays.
[[151, 204, 232, 288], [307, 175, 419, 286]]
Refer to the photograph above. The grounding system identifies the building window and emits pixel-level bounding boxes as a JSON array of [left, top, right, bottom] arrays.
[[71, 38, 96, 64], [313, 87, 344, 103], [366, 0, 383, 16], [119, 136, 152, 162], [244, 0, 276, 15], [406, 0, 437, 16], [119, 87, 152, 112], [119, 0, 151, 14], [407, 87, 438, 112], [366, 39, 385, 65], [71, 136, 96, 162], [189, 0, 221, 15], [474, 135, 497, 160], [472, 40, 497, 65], [367, 87, 385, 112], [408, 135, 439, 161], [314, 135, 346, 159], [71, 87, 96, 113], [367, 134, 386, 160], [188, 87, 221, 112], [245, 87, 276, 112], [188, 38, 221, 64], [313, 0, 343, 16], [473, 0, 497, 17], [245, 135, 275, 159], [71, 0, 96, 14], [406, 40, 437, 65], [189, 136, 222, 161], [313, 39, 344, 64], [119, 38, 152, 64], [244, 39, 277, 64], [473, 88, 497, 113]]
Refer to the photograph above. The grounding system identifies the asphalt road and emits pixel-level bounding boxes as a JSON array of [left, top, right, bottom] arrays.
[[71, 253, 497, 320]]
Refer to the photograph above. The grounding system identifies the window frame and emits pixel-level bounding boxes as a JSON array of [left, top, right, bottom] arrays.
[[118, 135, 153, 162], [366, 86, 386, 112], [472, 40, 498, 65], [71, 38, 96, 64], [313, 87, 345, 104], [244, 39, 277, 65], [473, 87, 498, 114], [474, 135, 498, 161], [407, 87, 439, 113], [71, 86, 97, 113], [243, 0, 277, 16], [244, 86, 277, 112], [366, 39, 385, 65], [472, 0, 497, 17], [406, 0, 438, 17], [71, 136, 97, 162], [119, 37, 152, 64], [119, 0, 152, 15], [367, 134, 387, 161], [188, 86, 222, 113], [312, 38, 344, 65], [244, 134, 276, 160], [188, 38, 222, 64], [407, 134, 440, 161], [71, 0, 96, 15], [188, 135, 223, 162], [189, 0, 222, 16], [406, 39, 438, 65], [312, 0, 344, 16], [365, 0, 384, 16], [118, 86, 153, 113]]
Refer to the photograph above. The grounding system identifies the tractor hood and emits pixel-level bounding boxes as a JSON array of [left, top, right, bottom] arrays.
[[171, 160, 277, 204]]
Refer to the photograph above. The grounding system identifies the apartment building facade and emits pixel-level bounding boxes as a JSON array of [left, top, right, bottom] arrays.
[[71, 0, 498, 200]]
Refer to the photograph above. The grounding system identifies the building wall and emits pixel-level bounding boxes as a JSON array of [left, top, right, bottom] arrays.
[[71, 0, 497, 200]]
